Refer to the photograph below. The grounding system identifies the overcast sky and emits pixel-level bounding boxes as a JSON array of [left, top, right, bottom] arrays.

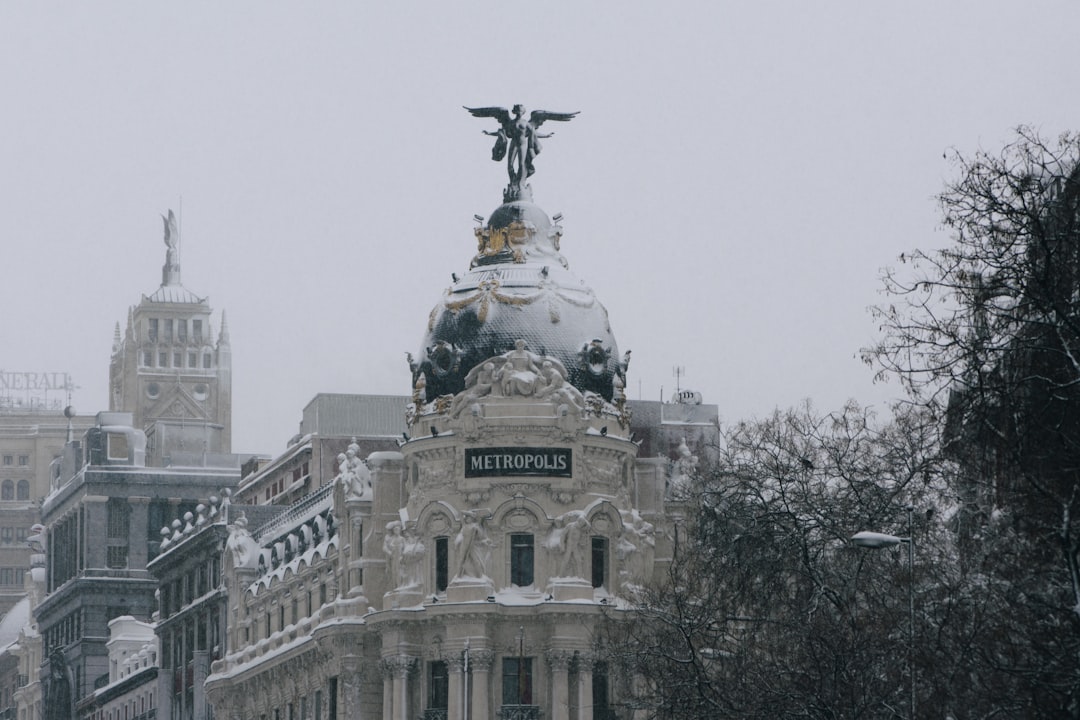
[[2, 2, 1079, 455]]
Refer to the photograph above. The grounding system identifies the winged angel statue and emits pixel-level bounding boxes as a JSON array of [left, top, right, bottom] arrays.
[[465, 105, 578, 201]]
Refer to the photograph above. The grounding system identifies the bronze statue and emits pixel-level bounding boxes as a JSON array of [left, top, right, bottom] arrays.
[[465, 105, 578, 201]]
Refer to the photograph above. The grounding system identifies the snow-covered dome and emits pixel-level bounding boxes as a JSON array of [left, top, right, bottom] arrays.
[[412, 198, 625, 403]]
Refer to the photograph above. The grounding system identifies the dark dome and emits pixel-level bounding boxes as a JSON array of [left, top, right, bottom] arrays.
[[413, 201, 624, 401]]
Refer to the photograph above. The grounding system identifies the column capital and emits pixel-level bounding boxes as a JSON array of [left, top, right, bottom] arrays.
[[469, 648, 496, 672], [545, 649, 575, 672], [380, 655, 417, 679]]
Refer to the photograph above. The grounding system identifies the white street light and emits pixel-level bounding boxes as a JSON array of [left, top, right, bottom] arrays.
[[852, 507, 915, 720]]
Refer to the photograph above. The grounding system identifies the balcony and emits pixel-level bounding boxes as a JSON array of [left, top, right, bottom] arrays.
[[422, 710, 448, 720], [497, 706, 540, 720]]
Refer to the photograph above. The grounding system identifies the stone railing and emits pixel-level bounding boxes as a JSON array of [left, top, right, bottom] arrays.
[[421, 709, 448, 720], [497, 706, 540, 720], [254, 481, 334, 539]]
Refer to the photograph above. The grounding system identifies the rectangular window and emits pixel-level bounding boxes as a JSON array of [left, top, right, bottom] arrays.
[[428, 661, 448, 710], [193, 320, 203, 343], [2, 456, 11, 466], [173, 351, 182, 368], [510, 534, 534, 587], [593, 661, 610, 717], [188, 352, 197, 368], [435, 537, 449, 592], [143, 350, 152, 366], [17, 455, 27, 466], [107, 499, 131, 538], [591, 537, 608, 588], [159, 352, 168, 368], [106, 546, 128, 569], [177, 319, 187, 342], [1, 528, 11, 543], [501, 657, 533, 705], [164, 319, 174, 342], [203, 354, 212, 369], [148, 319, 159, 343]]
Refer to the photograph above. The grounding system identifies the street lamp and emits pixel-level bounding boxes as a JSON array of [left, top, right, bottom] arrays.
[[851, 506, 914, 720]]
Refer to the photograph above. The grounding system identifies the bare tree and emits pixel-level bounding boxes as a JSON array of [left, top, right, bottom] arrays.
[[605, 402, 955, 719], [866, 126, 1080, 715]]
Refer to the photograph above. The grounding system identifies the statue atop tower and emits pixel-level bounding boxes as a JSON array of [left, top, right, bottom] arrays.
[[465, 104, 578, 203], [162, 209, 181, 286]]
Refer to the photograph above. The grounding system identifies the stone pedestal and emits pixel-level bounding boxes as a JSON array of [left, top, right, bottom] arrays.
[[548, 577, 593, 602], [384, 587, 424, 609], [446, 577, 494, 603]]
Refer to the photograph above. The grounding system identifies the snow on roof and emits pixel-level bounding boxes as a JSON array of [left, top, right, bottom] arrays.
[[0, 595, 31, 650]]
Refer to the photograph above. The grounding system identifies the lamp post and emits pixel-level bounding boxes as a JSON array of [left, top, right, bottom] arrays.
[[851, 505, 914, 720]]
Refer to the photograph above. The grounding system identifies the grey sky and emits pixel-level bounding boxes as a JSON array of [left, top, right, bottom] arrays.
[[2, 2, 1078, 454]]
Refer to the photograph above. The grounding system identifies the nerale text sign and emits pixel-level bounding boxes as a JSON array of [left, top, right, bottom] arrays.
[[465, 447, 572, 478]]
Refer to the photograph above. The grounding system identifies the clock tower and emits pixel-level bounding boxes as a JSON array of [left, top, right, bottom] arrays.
[[108, 210, 232, 461]]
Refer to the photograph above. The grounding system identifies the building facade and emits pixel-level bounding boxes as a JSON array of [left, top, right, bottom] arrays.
[[36, 411, 240, 720], [0, 403, 95, 616], [203, 128, 687, 720]]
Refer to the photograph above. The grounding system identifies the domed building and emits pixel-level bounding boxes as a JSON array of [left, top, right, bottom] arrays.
[[203, 108, 682, 720]]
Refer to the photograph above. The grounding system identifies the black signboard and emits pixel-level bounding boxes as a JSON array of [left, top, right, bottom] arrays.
[[464, 447, 572, 478]]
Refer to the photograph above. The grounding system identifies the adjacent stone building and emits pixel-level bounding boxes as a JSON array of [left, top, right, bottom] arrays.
[[0, 403, 94, 616], [35, 217, 242, 720]]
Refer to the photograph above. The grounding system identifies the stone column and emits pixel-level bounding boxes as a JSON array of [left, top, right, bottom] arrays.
[[341, 656, 364, 720], [446, 655, 464, 720], [193, 650, 209, 719], [381, 659, 395, 720], [127, 496, 151, 568], [396, 656, 415, 720], [574, 654, 593, 720], [546, 651, 574, 720], [382, 656, 415, 720], [470, 650, 495, 720]]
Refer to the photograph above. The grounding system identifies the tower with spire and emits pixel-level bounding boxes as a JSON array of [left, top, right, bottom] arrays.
[[108, 210, 232, 461]]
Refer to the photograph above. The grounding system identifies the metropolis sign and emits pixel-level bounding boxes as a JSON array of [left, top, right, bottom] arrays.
[[465, 447, 572, 478]]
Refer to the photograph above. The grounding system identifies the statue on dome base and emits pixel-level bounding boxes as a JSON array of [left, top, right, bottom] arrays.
[[465, 104, 578, 202]]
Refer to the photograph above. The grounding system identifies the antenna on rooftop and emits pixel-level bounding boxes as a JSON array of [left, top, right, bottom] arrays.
[[673, 366, 685, 394]]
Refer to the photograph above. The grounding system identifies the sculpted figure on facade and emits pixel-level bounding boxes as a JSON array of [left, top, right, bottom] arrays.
[[535, 359, 585, 409], [337, 439, 372, 500], [454, 510, 493, 580], [450, 362, 496, 417], [225, 514, 261, 571], [383, 521, 405, 588], [497, 339, 543, 396], [668, 436, 699, 496], [401, 526, 426, 588], [448, 340, 586, 420], [549, 510, 591, 579], [617, 512, 655, 589]]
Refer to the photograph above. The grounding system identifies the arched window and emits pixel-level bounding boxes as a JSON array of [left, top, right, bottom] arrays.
[[16, 480, 29, 501], [1, 480, 12, 501]]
